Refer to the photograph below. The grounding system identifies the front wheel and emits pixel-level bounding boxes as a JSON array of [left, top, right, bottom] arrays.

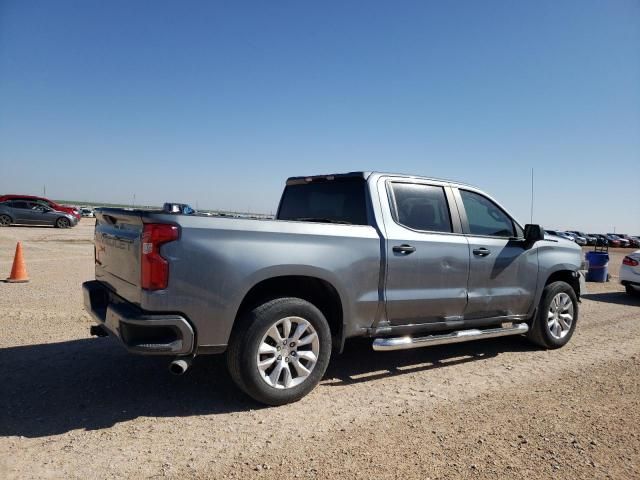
[[527, 281, 578, 349], [226, 297, 332, 405]]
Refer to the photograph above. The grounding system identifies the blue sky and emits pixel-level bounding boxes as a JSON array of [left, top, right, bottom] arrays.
[[1, 0, 638, 233]]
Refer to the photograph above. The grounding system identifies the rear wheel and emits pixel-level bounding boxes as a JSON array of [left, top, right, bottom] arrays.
[[0, 214, 11, 227], [527, 281, 578, 349], [626, 285, 640, 296], [55, 217, 70, 228], [226, 297, 332, 405]]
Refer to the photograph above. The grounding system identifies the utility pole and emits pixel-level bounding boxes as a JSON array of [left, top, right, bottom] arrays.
[[43, 185, 46, 197], [132, 193, 136, 208]]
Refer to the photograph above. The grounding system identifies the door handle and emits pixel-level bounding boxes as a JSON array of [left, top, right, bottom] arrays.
[[473, 247, 491, 257], [393, 244, 416, 254]]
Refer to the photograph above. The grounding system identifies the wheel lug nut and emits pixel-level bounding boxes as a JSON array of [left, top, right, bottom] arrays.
[[285, 357, 289, 362], [290, 342, 295, 347], [291, 351, 297, 357], [277, 355, 282, 361], [276, 346, 281, 351]]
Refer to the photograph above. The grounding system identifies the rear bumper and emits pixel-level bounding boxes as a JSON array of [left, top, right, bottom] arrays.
[[82, 280, 195, 355], [620, 266, 640, 286]]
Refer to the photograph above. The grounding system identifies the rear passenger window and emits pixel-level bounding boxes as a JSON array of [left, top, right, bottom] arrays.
[[460, 190, 515, 237], [11, 201, 29, 209], [390, 183, 452, 233]]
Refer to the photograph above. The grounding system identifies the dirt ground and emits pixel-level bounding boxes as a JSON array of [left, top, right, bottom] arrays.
[[1, 219, 639, 479]]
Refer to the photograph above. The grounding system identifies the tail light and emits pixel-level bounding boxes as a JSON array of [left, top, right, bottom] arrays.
[[141, 223, 179, 290], [623, 256, 639, 267]]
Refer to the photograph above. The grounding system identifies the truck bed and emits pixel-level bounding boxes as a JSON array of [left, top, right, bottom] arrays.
[[92, 208, 382, 350]]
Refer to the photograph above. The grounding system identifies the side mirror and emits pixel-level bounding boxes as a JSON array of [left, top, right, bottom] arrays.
[[524, 224, 545, 245]]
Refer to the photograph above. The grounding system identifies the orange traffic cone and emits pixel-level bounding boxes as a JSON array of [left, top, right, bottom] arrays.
[[6, 242, 29, 283]]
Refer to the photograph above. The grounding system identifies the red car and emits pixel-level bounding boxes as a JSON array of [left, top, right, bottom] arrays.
[[0, 195, 81, 220]]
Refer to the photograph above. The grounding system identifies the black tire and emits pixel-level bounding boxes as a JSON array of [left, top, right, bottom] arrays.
[[626, 285, 640, 297], [55, 217, 70, 228], [527, 281, 578, 349], [0, 214, 11, 227], [226, 297, 332, 406]]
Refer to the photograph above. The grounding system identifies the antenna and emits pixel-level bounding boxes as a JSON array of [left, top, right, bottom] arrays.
[[530, 168, 534, 224]]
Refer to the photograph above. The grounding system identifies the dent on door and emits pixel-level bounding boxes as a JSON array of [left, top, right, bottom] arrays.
[[464, 239, 538, 319]]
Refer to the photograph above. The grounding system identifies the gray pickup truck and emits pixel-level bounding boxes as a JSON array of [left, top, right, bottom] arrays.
[[83, 172, 585, 405]]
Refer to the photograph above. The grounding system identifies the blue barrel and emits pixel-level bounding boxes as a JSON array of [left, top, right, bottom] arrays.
[[585, 251, 609, 282]]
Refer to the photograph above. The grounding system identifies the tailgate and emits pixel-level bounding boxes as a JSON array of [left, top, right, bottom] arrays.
[[94, 209, 144, 304]]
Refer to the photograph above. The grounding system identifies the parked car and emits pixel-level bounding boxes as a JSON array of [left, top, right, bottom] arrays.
[[80, 208, 95, 218], [606, 234, 628, 248], [590, 234, 609, 247], [83, 171, 585, 405], [162, 202, 195, 214], [0, 200, 78, 228], [568, 231, 597, 246], [620, 250, 640, 296], [616, 234, 640, 248], [0, 195, 81, 220], [568, 233, 587, 246]]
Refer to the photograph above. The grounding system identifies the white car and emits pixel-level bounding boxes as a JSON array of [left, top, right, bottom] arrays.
[[80, 208, 95, 218], [620, 250, 640, 295]]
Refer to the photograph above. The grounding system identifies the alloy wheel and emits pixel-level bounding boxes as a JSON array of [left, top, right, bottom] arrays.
[[256, 316, 320, 389], [547, 292, 574, 339]]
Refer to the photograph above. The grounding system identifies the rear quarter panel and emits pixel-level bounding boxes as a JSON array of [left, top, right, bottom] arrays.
[[141, 215, 382, 348]]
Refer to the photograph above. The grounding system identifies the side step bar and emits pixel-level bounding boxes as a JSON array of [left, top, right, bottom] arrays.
[[372, 323, 529, 352]]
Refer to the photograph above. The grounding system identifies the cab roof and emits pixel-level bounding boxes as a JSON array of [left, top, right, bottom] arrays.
[[285, 171, 479, 189]]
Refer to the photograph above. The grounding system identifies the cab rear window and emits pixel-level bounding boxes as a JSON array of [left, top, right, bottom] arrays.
[[277, 178, 369, 225]]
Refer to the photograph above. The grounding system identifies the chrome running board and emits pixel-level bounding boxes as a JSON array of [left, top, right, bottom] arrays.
[[372, 323, 529, 352]]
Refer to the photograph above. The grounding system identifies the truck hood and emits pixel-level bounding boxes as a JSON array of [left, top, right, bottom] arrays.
[[544, 234, 580, 250]]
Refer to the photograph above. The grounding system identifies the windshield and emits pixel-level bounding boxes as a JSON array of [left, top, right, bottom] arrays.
[[277, 177, 369, 225]]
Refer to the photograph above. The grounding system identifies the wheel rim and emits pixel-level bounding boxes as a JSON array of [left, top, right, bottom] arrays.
[[256, 316, 320, 389], [58, 218, 69, 228], [547, 292, 574, 339], [0, 215, 10, 226]]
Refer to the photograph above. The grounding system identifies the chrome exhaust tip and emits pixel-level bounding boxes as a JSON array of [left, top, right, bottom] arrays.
[[169, 357, 192, 375]]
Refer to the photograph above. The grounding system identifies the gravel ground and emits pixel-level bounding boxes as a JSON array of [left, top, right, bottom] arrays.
[[1, 220, 639, 479]]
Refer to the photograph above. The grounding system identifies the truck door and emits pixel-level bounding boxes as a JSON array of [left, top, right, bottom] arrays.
[[453, 188, 538, 320], [379, 179, 469, 326]]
